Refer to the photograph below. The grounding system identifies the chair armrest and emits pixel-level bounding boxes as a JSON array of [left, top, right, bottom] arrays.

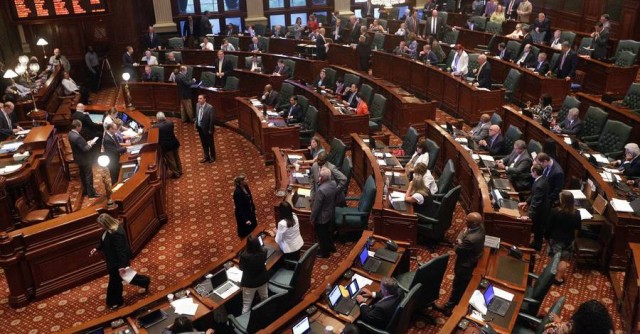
[[227, 315, 248, 334], [516, 312, 543, 326], [585, 141, 599, 148], [605, 151, 624, 160], [527, 272, 540, 280], [581, 135, 599, 142], [416, 213, 438, 224], [341, 211, 368, 218], [356, 320, 386, 334], [299, 128, 314, 136], [491, 83, 504, 88], [370, 116, 383, 123], [345, 196, 362, 201], [523, 297, 541, 306], [284, 259, 298, 267], [269, 280, 293, 290], [432, 193, 445, 200]]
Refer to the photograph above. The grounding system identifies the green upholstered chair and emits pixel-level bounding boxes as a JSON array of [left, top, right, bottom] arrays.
[[485, 22, 503, 35], [615, 50, 636, 67], [151, 66, 165, 82], [417, 186, 461, 242], [172, 51, 183, 63], [258, 36, 269, 52], [580, 106, 608, 142], [167, 37, 184, 49], [368, 94, 387, 132], [557, 95, 581, 123], [493, 68, 522, 102], [467, 53, 480, 76], [360, 83, 374, 106], [323, 67, 337, 88], [433, 159, 455, 200], [227, 292, 288, 334], [527, 139, 542, 155], [441, 30, 459, 45], [185, 66, 194, 81], [395, 254, 449, 322], [490, 113, 502, 126], [502, 125, 523, 156], [513, 297, 566, 334], [425, 138, 440, 171], [227, 36, 240, 49], [283, 59, 296, 78], [577, 37, 593, 56], [614, 40, 640, 61], [296, 94, 309, 118], [521, 253, 561, 316], [223, 76, 239, 90], [267, 244, 318, 304], [438, 50, 457, 70], [357, 283, 422, 334], [620, 83, 640, 112], [560, 31, 576, 46], [476, 34, 498, 53], [530, 45, 540, 59], [254, 24, 266, 36], [372, 32, 385, 51], [548, 52, 560, 69], [505, 40, 521, 59], [334, 175, 376, 234], [339, 156, 352, 197], [392, 127, 420, 164], [300, 106, 318, 146], [343, 73, 361, 90], [244, 55, 262, 69], [276, 83, 295, 110], [470, 16, 488, 31], [585, 120, 632, 159], [378, 19, 388, 29], [225, 54, 239, 68], [327, 138, 346, 169], [200, 71, 216, 87]]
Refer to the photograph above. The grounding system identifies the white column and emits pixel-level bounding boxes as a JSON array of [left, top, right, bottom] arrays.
[[245, 0, 267, 25], [18, 26, 31, 54], [335, 0, 354, 15], [153, 0, 177, 33]]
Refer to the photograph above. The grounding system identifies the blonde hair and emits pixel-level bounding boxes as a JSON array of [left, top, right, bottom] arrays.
[[411, 174, 430, 197], [97, 213, 120, 233]]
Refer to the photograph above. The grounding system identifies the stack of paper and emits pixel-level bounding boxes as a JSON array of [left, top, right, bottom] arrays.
[[390, 191, 405, 199], [600, 172, 621, 182], [374, 152, 392, 158], [563, 137, 573, 145], [564, 189, 587, 200], [297, 188, 311, 197], [479, 154, 495, 162], [603, 168, 621, 174], [591, 153, 610, 164], [611, 198, 634, 213], [377, 159, 387, 166], [287, 154, 303, 163], [351, 273, 373, 288], [171, 298, 199, 316], [13, 152, 29, 161], [578, 208, 593, 220], [455, 137, 468, 144], [0, 164, 22, 175], [16, 129, 30, 136], [267, 111, 279, 117], [226, 267, 243, 283]]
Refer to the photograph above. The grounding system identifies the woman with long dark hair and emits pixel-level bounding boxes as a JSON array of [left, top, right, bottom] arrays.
[[233, 173, 258, 238], [239, 235, 268, 314], [272, 201, 304, 261], [545, 191, 581, 256]]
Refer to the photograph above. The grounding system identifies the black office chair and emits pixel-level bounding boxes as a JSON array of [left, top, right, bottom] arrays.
[[268, 244, 318, 305], [492, 69, 522, 103], [556, 96, 581, 123], [296, 94, 309, 119], [390, 127, 419, 164], [334, 176, 376, 236], [579, 106, 608, 142], [339, 157, 353, 197], [521, 252, 560, 316], [417, 185, 461, 244], [433, 159, 455, 200], [498, 125, 523, 159], [395, 254, 449, 323], [323, 67, 337, 88], [276, 83, 295, 110], [327, 138, 346, 169], [299, 106, 318, 147], [527, 139, 542, 156], [490, 113, 502, 126], [360, 83, 374, 106], [513, 297, 566, 334], [343, 73, 361, 89], [223, 76, 239, 90], [356, 283, 422, 334], [584, 120, 632, 159], [227, 291, 288, 333], [368, 94, 387, 133], [425, 139, 440, 171]]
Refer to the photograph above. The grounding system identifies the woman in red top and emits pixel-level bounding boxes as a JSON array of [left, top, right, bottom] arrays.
[[307, 14, 319, 33], [355, 93, 369, 115]]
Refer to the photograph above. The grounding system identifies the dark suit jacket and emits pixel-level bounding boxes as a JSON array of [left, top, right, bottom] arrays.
[[516, 52, 536, 68], [424, 17, 445, 39], [622, 156, 640, 178], [68, 130, 92, 166], [195, 102, 215, 133], [273, 65, 291, 78], [553, 51, 577, 79], [212, 59, 234, 85], [503, 0, 521, 19], [502, 151, 533, 190], [316, 35, 327, 60], [454, 225, 486, 275], [560, 118, 583, 135], [239, 250, 268, 288], [141, 71, 160, 82], [526, 176, 550, 222], [543, 160, 565, 204], [153, 121, 180, 151], [72, 112, 103, 140], [248, 42, 265, 53], [175, 72, 193, 99], [533, 60, 550, 74], [233, 185, 257, 228], [316, 77, 329, 88], [200, 16, 213, 36], [310, 180, 337, 225], [359, 293, 403, 329], [102, 132, 126, 166], [420, 51, 439, 65], [533, 18, 551, 42], [285, 103, 303, 124], [122, 52, 134, 71], [97, 225, 132, 270], [470, 122, 490, 142], [483, 134, 507, 156], [343, 91, 359, 108], [591, 30, 609, 60], [182, 20, 195, 37], [0, 111, 14, 140], [356, 41, 371, 71], [261, 90, 279, 107], [349, 23, 361, 43], [331, 26, 343, 42], [518, 34, 533, 55], [497, 49, 513, 62], [143, 33, 160, 49], [476, 62, 492, 89]]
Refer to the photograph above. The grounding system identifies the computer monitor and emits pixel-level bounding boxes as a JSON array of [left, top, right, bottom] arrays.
[[119, 112, 129, 123], [292, 316, 310, 334], [396, 5, 408, 19], [483, 283, 495, 305], [209, 268, 227, 288], [358, 245, 369, 266], [328, 285, 342, 307], [347, 279, 359, 297]]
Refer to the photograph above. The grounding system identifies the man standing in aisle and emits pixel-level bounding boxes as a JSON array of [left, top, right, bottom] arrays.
[[176, 66, 195, 123], [195, 94, 216, 163], [69, 120, 99, 198], [310, 167, 338, 258]]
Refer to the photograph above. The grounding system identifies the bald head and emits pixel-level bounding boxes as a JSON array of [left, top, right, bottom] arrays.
[[480, 114, 491, 123], [466, 212, 482, 228]]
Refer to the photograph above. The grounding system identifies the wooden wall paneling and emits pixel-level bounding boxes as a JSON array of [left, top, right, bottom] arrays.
[[619, 0, 640, 40]]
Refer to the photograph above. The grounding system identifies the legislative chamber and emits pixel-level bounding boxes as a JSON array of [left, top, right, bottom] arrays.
[[0, 0, 639, 333]]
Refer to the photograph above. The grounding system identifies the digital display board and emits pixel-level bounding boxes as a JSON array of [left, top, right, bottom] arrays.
[[9, 0, 109, 21]]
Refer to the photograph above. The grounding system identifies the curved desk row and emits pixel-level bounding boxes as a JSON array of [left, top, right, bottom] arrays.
[[0, 110, 167, 308], [575, 92, 640, 145]]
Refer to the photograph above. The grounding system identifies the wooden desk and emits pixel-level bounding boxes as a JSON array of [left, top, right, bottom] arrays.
[[287, 80, 369, 144], [327, 43, 360, 70], [235, 97, 300, 164], [193, 86, 242, 123], [575, 92, 640, 145], [622, 243, 640, 334], [370, 51, 504, 124], [127, 82, 181, 114]]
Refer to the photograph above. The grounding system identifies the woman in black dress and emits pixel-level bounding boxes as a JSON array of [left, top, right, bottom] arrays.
[[546, 191, 581, 256], [90, 213, 150, 309], [233, 174, 258, 238], [239, 235, 269, 313]]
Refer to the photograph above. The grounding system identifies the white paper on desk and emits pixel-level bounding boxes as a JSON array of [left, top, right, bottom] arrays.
[[564, 189, 587, 200], [1, 142, 23, 151], [119, 267, 137, 283], [390, 191, 405, 199], [578, 208, 593, 220], [592, 153, 609, 164], [297, 188, 311, 197], [351, 273, 373, 289], [267, 111, 279, 117], [476, 87, 490, 91], [13, 151, 29, 161], [603, 168, 622, 174], [469, 290, 488, 315], [471, 154, 480, 160], [493, 286, 514, 302], [16, 129, 30, 135], [293, 172, 305, 178], [563, 137, 573, 145], [171, 298, 199, 316], [89, 137, 99, 145], [226, 267, 243, 283], [439, 123, 447, 129], [600, 172, 621, 182], [611, 198, 634, 213], [479, 154, 495, 162], [455, 137, 468, 144], [122, 129, 138, 138], [377, 159, 387, 166]]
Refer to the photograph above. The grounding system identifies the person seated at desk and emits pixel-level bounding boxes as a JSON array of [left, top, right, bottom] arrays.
[[548, 42, 577, 82], [466, 113, 491, 142], [506, 23, 524, 39], [165, 52, 180, 65], [393, 40, 410, 57], [248, 54, 263, 73], [515, 44, 536, 68], [394, 22, 407, 37], [353, 93, 369, 115], [342, 84, 359, 108], [518, 163, 550, 250], [406, 33, 418, 59], [549, 30, 563, 50], [279, 96, 303, 124], [200, 36, 214, 51], [0, 101, 22, 141], [477, 125, 507, 156], [334, 77, 345, 95], [213, 50, 234, 86], [248, 37, 264, 53], [533, 52, 550, 74], [72, 103, 103, 140], [220, 38, 236, 52], [355, 277, 404, 329], [260, 84, 278, 107], [140, 50, 158, 65], [490, 5, 506, 23], [553, 107, 583, 135], [545, 191, 581, 257], [61, 71, 90, 105], [162, 315, 213, 334], [450, 44, 469, 76], [268, 201, 304, 261], [473, 54, 492, 89], [113, 118, 134, 144], [536, 152, 564, 205], [527, 94, 554, 126], [419, 44, 439, 65], [495, 139, 533, 191], [496, 42, 513, 62], [544, 299, 613, 334], [303, 136, 325, 164], [404, 162, 437, 213], [272, 25, 285, 38], [405, 139, 430, 173], [612, 143, 640, 178], [316, 69, 329, 89], [239, 235, 269, 314], [272, 59, 290, 78], [141, 65, 160, 82], [102, 122, 127, 184], [369, 19, 386, 33]]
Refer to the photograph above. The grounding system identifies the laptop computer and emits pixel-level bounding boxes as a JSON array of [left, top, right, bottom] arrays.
[[483, 283, 511, 317], [480, 156, 496, 168], [374, 247, 399, 263], [390, 199, 407, 211], [258, 234, 276, 258], [499, 198, 520, 210], [295, 174, 311, 185], [492, 178, 512, 191], [292, 316, 325, 334], [292, 193, 310, 208], [610, 172, 631, 192], [359, 245, 382, 272], [138, 309, 168, 328], [328, 284, 357, 315], [210, 268, 240, 299]]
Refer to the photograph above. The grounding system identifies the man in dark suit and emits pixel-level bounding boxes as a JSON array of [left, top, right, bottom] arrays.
[[0, 102, 23, 141], [549, 42, 577, 81], [260, 84, 279, 107], [436, 212, 486, 315], [316, 69, 330, 88], [102, 123, 127, 184], [519, 26, 534, 55], [536, 153, 564, 205], [474, 54, 492, 89], [616, 143, 640, 178], [309, 151, 348, 203], [331, 19, 343, 43], [72, 103, 103, 141], [518, 163, 550, 250], [496, 42, 513, 62], [516, 44, 536, 68], [143, 26, 160, 50], [342, 84, 359, 108], [183, 16, 198, 48], [467, 114, 491, 142], [590, 22, 609, 61], [176, 66, 195, 122], [419, 44, 439, 64], [69, 120, 98, 198], [272, 59, 291, 78], [355, 35, 371, 71], [496, 140, 533, 191], [248, 37, 265, 53], [122, 46, 137, 80], [153, 112, 182, 178], [195, 94, 216, 163], [554, 107, 583, 135], [310, 167, 338, 258], [504, 0, 521, 20], [478, 125, 507, 156], [532, 12, 551, 43], [281, 96, 303, 124], [141, 66, 160, 82], [200, 11, 213, 36], [316, 28, 327, 61], [533, 52, 550, 74], [356, 277, 403, 328], [424, 10, 445, 40], [212, 51, 234, 86], [348, 16, 361, 43]]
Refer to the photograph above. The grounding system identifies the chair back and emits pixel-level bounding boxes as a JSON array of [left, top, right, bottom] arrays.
[[151, 66, 165, 81], [401, 127, 419, 156], [467, 53, 480, 74], [227, 36, 240, 49], [277, 83, 295, 109], [442, 30, 459, 45], [425, 139, 439, 171], [503, 69, 523, 96], [443, 49, 457, 68], [200, 71, 216, 87], [535, 297, 566, 334], [580, 106, 608, 140], [577, 37, 593, 56], [301, 106, 319, 133], [490, 113, 502, 126], [360, 84, 374, 106], [168, 37, 184, 49], [172, 51, 183, 63], [244, 55, 260, 69], [470, 16, 487, 31], [186, 66, 194, 81], [413, 254, 449, 307], [530, 45, 540, 59], [373, 32, 385, 51], [343, 73, 361, 89], [527, 139, 542, 155], [504, 125, 523, 151], [223, 76, 239, 90], [15, 197, 30, 220], [485, 22, 502, 35], [436, 159, 455, 196], [323, 67, 337, 88], [327, 138, 346, 169], [369, 94, 386, 121], [244, 292, 288, 333], [505, 40, 521, 59], [254, 24, 267, 36], [355, 176, 377, 226], [291, 244, 319, 301], [623, 83, 640, 111], [432, 186, 462, 239], [390, 283, 423, 333], [340, 157, 352, 195], [485, 34, 498, 51], [614, 40, 640, 60], [596, 120, 632, 158], [225, 54, 239, 68], [548, 52, 560, 69], [560, 31, 576, 45], [615, 50, 636, 67], [378, 19, 388, 29], [38, 183, 50, 203], [283, 59, 296, 77], [557, 96, 580, 122], [296, 94, 309, 116], [257, 36, 269, 52]]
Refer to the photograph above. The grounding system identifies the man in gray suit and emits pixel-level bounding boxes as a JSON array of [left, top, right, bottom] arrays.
[[310, 151, 348, 205], [195, 94, 216, 163], [310, 167, 338, 258], [496, 140, 533, 191], [554, 108, 583, 135], [466, 113, 491, 142]]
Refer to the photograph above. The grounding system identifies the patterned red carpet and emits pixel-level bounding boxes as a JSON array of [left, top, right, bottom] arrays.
[[0, 114, 625, 333]]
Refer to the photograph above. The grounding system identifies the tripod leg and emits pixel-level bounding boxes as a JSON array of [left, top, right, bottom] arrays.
[[105, 59, 117, 88]]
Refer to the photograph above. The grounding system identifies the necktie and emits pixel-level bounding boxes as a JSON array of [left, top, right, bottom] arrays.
[[470, 23, 474, 30], [560, 52, 567, 70], [4, 112, 11, 129], [348, 93, 355, 105], [537, 62, 541, 70], [519, 53, 527, 64], [501, 50, 505, 58], [452, 54, 459, 71], [544, 167, 550, 176], [490, 136, 495, 147], [218, 61, 223, 74], [198, 106, 203, 126], [508, 0, 514, 13]]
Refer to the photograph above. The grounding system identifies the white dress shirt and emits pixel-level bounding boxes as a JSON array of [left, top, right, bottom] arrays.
[[275, 215, 304, 253]]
